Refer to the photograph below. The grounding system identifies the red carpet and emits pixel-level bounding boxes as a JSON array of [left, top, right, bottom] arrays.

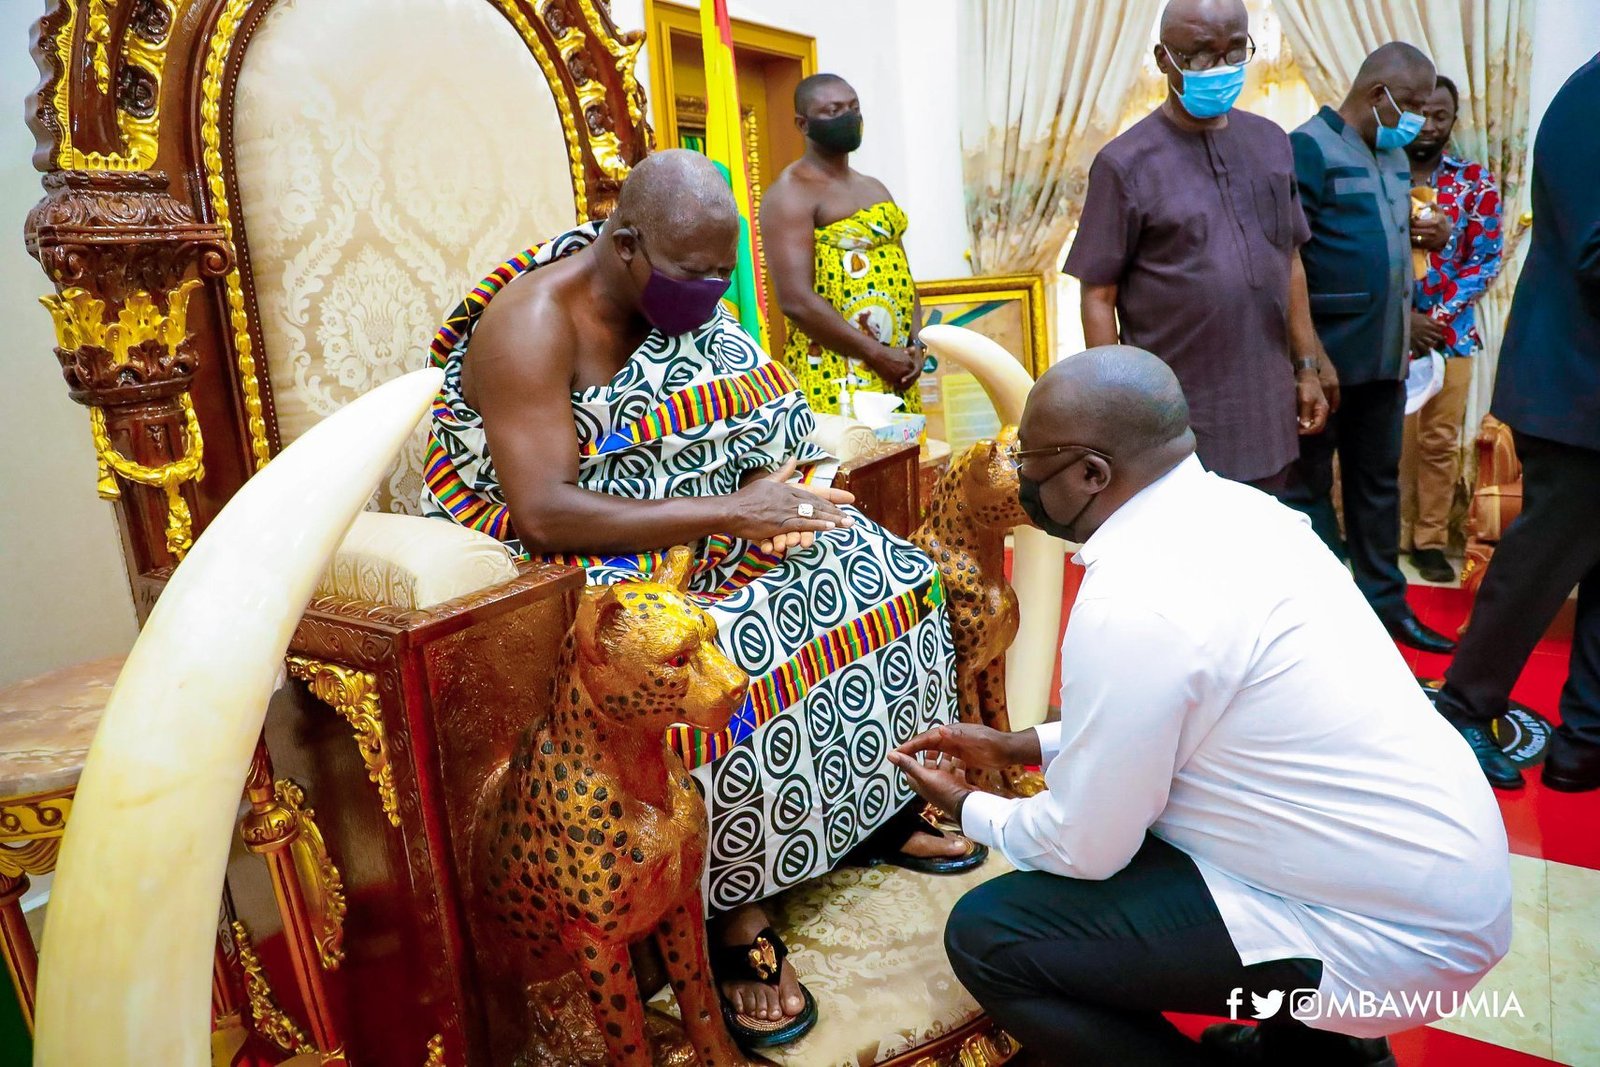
[[1039, 561, 1593, 1065]]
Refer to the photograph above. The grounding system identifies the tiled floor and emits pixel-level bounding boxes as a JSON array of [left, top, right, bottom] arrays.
[[1047, 557, 1598, 1065]]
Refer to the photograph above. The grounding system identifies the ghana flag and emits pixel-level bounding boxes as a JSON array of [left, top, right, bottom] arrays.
[[698, 0, 769, 349]]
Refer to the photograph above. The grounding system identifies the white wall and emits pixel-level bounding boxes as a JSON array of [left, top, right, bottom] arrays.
[[610, 0, 971, 278], [1529, 0, 1600, 141], [0, 2, 139, 686]]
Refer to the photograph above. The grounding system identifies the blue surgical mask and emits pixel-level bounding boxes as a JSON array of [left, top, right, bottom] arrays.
[[1374, 86, 1425, 150], [1168, 54, 1247, 120]]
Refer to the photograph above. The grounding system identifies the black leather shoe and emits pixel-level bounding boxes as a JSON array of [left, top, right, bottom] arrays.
[[1409, 548, 1457, 584], [1201, 1022, 1396, 1066], [1445, 719, 1525, 790], [1385, 611, 1457, 654], [1541, 736, 1600, 792]]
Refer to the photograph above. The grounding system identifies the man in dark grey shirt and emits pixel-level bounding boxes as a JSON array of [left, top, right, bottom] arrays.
[[1288, 42, 1457, 655], [1064, 0, 1329, 493]]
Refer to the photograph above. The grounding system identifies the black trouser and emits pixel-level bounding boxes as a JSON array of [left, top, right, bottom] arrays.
[[1280, 380, 1408, 621], [944, 836, 1326, 1065], [1436, 432, 1600, 746]]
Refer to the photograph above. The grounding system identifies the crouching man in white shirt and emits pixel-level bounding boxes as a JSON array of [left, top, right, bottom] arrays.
[[889, 345, 1511, 1066]]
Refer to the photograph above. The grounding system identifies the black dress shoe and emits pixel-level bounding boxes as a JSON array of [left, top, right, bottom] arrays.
[[1201, 1022, 1396, 1066], [1444, 719, 1525, 790], [1541, 736, 1600, 792], [1409, 547, 1457, 584], [1385, 612, 1457, 654]]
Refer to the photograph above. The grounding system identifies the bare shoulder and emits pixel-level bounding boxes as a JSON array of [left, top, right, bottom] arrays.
[[764, 163, 816, 212], [467, 267, 579, 393]]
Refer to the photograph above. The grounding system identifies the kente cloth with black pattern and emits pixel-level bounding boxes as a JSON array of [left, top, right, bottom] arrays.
[[422, 222, 958, 910]]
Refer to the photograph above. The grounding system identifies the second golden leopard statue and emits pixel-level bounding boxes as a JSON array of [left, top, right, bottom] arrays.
[[913, 427, 1046, 798], [473, 546, 752, 1066]]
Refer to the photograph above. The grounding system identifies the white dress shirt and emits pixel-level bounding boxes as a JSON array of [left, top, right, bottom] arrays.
[[963, 456, 1511, 1036]]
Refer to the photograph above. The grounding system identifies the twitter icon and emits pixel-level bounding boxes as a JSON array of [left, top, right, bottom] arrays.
[[1251, 990, 1285, 1019]]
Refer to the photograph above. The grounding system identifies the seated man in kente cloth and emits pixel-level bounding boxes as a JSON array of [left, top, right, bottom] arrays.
[[423, 149, 983, 1048]]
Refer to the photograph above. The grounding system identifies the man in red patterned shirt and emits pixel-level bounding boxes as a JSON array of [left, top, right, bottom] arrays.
[[1402, 75, 1504, 583]]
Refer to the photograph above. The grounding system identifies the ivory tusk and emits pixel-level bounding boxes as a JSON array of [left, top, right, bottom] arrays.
[[33, 368, 444, 1066], [919, 324, 1064, 730]]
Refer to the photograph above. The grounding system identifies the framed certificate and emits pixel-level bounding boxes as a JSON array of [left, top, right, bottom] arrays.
[[915, 273, 1050, 453]]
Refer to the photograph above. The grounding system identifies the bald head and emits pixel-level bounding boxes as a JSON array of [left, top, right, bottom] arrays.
[[1353, 41, 1434, 93], [613, 149, 738, 239], [1159, 0, 1248, 41], [1024, 346, 1192, 460], [1343, 40, 1436, 124]]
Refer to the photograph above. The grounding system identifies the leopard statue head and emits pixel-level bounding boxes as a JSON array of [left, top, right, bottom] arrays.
[[573, 545, 749, 735], [959, 425, 1034, 533]]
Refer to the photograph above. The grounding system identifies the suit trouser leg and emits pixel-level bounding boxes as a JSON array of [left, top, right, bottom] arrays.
[[1280, 420, 1345, 558], [1338, 381, 1409, 621], [1437, 434, 1600, 729], [1563, 563, 1600, 747], [944, 836, 1321, 1065]]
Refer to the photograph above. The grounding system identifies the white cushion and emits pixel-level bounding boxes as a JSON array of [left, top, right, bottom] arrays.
[[314, 512, 517, 611]]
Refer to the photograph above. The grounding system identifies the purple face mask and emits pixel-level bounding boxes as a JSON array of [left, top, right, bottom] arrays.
[[632, 234, 730, 335]]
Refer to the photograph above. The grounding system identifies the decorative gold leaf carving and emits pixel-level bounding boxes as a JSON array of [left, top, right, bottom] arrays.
[[285, 657, 400, 828]]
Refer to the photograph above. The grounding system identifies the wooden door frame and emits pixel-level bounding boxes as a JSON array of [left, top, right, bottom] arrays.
[[642, 0, 818, 150]]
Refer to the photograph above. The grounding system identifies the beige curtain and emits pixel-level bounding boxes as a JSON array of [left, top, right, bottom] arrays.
[[1273, 0, 1536, 436], [959, 0, 1164, 275]]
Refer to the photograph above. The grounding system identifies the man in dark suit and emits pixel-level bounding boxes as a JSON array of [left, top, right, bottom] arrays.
[[1287, 42, 1457, 654], [1434, 55, 1600, 791]]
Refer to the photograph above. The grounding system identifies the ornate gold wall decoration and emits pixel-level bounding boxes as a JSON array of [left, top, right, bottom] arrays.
[[199, 0, 274, 471], [231, 920, 315, 1056], [285, 656, 401, 828], [40, 0, 180, 170]]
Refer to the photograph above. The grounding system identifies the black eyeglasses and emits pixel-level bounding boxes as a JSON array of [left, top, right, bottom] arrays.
[[1164, 34, 1257, 72], [1004, 440, 1114, 471]]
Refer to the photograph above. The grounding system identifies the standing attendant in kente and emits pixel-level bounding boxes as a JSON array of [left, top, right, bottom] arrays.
[[1433, 56, 1600, 792], [1400, 75, 1503, 584], [762, 73, 927, 415], [1286, 42, 1457, 654], [1065, 0, 1330, 496]]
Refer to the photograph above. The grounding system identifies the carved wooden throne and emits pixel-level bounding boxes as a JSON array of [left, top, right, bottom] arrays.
[[24, 1, 998, 1064]]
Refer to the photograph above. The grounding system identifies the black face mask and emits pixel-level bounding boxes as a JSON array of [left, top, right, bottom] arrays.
[[1018, 474, 1085, 541], [807, 112, 863, 153]]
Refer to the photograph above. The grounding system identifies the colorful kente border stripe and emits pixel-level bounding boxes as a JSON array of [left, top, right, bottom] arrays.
[[428, 245, 542, 368], [581, 362, 800, 457], [423, 435, 513, 541], [667, 571, 947, 769]]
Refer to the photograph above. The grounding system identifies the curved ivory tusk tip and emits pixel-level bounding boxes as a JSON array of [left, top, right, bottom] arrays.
[[919, 324, 1037, 426], [33, 368, 443, 1067]]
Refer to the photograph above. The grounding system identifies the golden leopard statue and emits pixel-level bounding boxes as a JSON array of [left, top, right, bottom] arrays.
[[912, 426, 1046, 797]]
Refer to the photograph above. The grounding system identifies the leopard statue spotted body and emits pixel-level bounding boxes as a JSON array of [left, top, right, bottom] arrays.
[[474, 547, 751, 1066], [912, 426, 1045, 797]]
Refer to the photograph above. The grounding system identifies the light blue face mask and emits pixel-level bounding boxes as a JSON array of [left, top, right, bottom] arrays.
[[1165, 47, 1246, 119], [1374, 86, 1425, 150]]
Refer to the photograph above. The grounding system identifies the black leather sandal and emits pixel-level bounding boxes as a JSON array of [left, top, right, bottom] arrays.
[[854, 803, 989, 875], [711, 926, 818, 1050]]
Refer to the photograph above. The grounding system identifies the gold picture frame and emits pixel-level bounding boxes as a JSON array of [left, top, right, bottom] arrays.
[[915, 273, 1051, 452]]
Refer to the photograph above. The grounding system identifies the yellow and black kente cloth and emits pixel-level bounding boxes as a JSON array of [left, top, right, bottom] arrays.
[[782, 200, 921, 414]]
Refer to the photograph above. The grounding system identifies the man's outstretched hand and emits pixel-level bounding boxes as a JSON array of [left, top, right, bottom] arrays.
[[888, 723, 1045, 822], [886, 749, 973, 823], [894, 723, 1042, 771]]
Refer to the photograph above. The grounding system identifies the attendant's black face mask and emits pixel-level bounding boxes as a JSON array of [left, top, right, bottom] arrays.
[[807, 112, 864, 153]]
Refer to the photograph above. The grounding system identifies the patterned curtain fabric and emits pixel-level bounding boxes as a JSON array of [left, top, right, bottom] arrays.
[[958, 0, 1164, 275], [1274, 0, 1535, 434]]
